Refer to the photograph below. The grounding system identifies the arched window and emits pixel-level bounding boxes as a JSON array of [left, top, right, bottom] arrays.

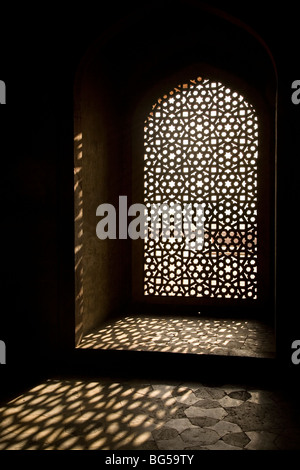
[[143, 77, 258, 300]]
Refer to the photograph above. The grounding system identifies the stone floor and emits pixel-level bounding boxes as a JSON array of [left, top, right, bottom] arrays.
[[0, 376, 299, 450], [79, 314, 276, 359]]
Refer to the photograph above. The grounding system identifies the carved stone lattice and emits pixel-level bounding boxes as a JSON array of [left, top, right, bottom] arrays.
[[144, 77, 258, 299]]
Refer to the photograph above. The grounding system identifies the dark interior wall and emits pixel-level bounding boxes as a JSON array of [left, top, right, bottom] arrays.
[[0, 0, 299, 390], [74, 52, 132, 342]]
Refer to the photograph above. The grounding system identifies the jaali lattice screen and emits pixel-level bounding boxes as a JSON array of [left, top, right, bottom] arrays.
[[144, 77, 258, 299]]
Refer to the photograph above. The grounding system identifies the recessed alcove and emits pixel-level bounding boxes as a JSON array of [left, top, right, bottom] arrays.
[[74, 1, 277, 360]]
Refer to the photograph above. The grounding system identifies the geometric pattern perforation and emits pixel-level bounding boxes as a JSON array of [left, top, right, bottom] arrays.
[[144, 77, 258, 299]]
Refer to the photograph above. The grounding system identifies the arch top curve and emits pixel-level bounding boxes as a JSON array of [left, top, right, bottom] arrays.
[[74, 0, 277, 106]]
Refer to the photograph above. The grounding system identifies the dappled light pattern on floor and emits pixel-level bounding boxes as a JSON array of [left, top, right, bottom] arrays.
[[0, 377, 299, 450], [79, 315, 275, 358]]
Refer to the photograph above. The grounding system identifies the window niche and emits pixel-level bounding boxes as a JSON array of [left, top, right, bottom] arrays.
[[74, 2, 277, 356]]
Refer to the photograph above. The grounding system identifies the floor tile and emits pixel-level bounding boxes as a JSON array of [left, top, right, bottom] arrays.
[[181, 427, 219, 445], [208, 419, 242, 437], [164, 418, 197, 434], [245, 431, 278, 450], [185, 405, 228, 420]]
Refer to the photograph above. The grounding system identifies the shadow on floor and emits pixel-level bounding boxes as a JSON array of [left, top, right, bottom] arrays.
[[0, 373, 299, 450], [78, 314, 276, 359]]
